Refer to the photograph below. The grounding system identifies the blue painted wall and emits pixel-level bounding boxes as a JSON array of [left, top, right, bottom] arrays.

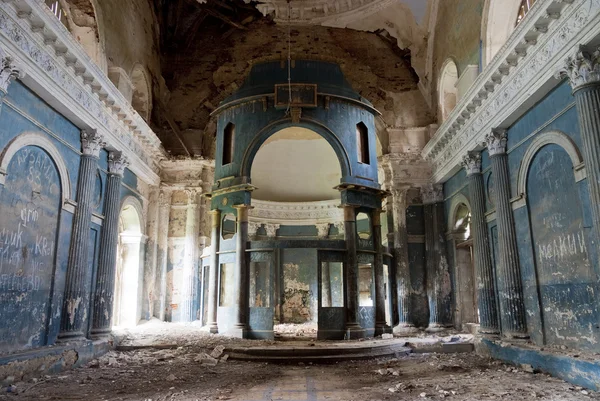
[[442, 81, 600, 351]]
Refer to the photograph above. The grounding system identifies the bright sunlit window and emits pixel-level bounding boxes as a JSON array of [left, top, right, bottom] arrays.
[[516, 0, 538, 25]]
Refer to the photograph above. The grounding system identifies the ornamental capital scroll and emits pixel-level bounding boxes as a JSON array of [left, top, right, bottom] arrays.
[[485, 129, 507, 157], [108, 151, 129, 176], [462, 151, 482, 176], [81, 129, 106, 158], [0, 56, 23, 94], [556, 45, 600, 91]]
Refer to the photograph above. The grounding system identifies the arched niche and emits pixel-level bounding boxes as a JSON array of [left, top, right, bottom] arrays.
[[250, 127, 342, 202], [438, 59, 459, 121], [0, 141, 65, 351], [242, 120, 352, 183], [130, 64, 152, 122], [516, 131, 586, 199], [113, 196, 145, 328], [47, 0, 107, 72], [481, 0, 523, 66]]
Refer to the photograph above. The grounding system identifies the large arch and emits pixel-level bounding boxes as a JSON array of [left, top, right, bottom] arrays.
[[0, 132, 72, 202], [130, 64, 153, 122], [481, 0, 522, 66], [241, 119, 352, 181]]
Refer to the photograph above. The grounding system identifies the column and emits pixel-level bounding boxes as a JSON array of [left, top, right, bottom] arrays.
[[144, 187, 160, 319], [373, 209, 391, 335], [422, 184, 452, 331], [344, 205, 364, 339], [206, 209, 221, 333], [559, 45, 600, 253], [462, 152, 500, 335], [232, 204, 250, 337], [486, 130, 528, 338], [390, 187, 417, 333], [156, 188, 173, 321], [90, 151, 128, 338], [180, 189, 200, 322], [58, 129, 105, 341]]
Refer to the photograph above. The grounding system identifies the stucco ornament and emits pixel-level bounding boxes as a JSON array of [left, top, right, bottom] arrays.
[[81, 129, 106, 158], [108, 151, 129, 176], [420, 184, 443, 205], [265, 223, 280, 238], [0, 56, 22, 93], [247, 222, 261, 239], [556, 45, 600, 90], [316, 223, 331, 239], [462, 152, 482, 176], [486, 130, 508, 157]]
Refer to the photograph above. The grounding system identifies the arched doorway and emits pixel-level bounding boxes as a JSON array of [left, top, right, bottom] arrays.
[[450, 201, 479, 329], [113, 198, 144, 328], [439, 60, 459, 121], [250, 127, 343, 338]]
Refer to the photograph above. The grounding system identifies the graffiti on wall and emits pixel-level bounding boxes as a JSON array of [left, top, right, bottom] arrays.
[[0, 146, 61, 352]]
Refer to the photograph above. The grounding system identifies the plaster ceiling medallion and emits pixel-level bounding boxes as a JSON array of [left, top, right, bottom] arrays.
[[250, 0, 398, 26]]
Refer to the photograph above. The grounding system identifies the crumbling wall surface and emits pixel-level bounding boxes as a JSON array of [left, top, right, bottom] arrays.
[[442, 82, 600, 352], [281, 249, 318, 324]]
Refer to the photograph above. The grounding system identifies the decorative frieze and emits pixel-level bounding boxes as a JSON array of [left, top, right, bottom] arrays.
[[422, 0, 599, 182], [249, 199, 343, 225]]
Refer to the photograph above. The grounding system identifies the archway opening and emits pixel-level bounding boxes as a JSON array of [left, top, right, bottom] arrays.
[[439, 60, 459, 121], [131, 65, 152, 121], [482, 0, 524, 66], [251, 127, 343, 339], [113, 202, 143, 329], [452, 203, 478, 329]]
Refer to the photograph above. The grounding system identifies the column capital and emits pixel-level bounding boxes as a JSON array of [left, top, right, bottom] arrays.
[[158, 188, 173, 208], [209, 209, 221, 227], [264, 223, 280, 238], [184, 188, 200, 205], [248, 222, 261, 238], [556, 45, 600, 91], [486, 129, 508, 157], [108, 151, 128, 176], [0, 56, 23, 94], [421, 184, 443, 205], [316, 223, 331, 239], [462, 151, 482, 176], [81, 129, 105, 158], [333, 221, 345, 235]]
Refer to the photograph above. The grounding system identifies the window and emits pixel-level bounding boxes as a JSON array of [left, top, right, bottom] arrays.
[[356, 122, 370, 164], [221, 213, 236, 240], [356, 212, 372, 240], [223, 123, 235, 165], [516, 0, 537, 25], [45, 0, 67, 25]]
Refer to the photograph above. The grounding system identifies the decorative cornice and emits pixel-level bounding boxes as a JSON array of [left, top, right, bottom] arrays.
[[0, 54, 21, 93], [421, 184, 444, 205], [108, 151, 128, 176], [486, 130, 508, 157], [249, 199, 344, 226], [0, 0, 166, 185], [556, 44, 600, 90], [422, 0, 599, 182], [462, 151, 482, 176], [81, 129, 105, 158]]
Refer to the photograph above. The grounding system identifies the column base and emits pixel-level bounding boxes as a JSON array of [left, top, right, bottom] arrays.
[[90, 328, 112, 340], [345, 323, 365, 340], [201, 323, 219, 334], [374, 322, 392, 336], [425, 323, 451, 333], [393, 323, 419, 335], [56, 331, 87, 343], [502, 331, 530, 341], [479, 327, 501, 336]]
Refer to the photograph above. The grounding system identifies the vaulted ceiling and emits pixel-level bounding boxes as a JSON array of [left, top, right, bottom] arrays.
[[151, 0, 432, 157]]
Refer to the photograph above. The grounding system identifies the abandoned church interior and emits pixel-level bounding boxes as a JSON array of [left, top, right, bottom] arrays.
[[1, 0, 600, 399]]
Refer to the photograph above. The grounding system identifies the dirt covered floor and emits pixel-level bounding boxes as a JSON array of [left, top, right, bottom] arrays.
[[1, 321, 598, 401]]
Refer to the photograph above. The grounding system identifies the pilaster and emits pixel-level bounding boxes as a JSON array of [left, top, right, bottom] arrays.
[[180, 189, 200, 322], [91, 151, 128, 338], [58, 129, 105, 341], [486, 130, 528, 339], [156, 187, 173, 321], [206, 210, 221, 333], [462, 152, 500, 335], [373, 209, 391, 335]]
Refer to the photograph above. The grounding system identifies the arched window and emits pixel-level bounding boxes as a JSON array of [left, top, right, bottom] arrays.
[[516, 0, 538, 25], [130, 65, 152, 121], [223, 123, 235, 166], [356, 122, 370, 165], [439, 60, 459, 121]]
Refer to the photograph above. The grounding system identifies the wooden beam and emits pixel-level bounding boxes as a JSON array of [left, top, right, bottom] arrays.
[[203, 7, 248, 30]]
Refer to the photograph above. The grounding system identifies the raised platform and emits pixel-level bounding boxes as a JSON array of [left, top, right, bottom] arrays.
[[225, 337, 475, 363]]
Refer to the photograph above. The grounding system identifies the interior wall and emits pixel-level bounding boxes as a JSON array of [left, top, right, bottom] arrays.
[[280, 249, 318, 324]]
